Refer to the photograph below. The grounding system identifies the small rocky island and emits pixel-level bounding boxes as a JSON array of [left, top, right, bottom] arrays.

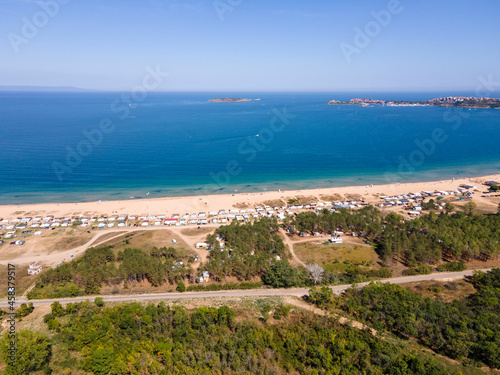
[[327, 97, 500, 109], [209, 98, 253, 103]]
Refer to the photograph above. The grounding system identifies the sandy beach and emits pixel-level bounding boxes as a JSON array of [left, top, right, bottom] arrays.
[[1, 174, 499, 220]]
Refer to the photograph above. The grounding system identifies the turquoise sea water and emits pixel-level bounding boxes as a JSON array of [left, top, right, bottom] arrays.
[[0, 91, 499, 204]]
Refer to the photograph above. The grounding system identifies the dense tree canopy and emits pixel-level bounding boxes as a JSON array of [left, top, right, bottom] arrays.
[[378, 210, 500, 265], [261, 260, 299, 288], [337, 269, 500, 368], [0, 330, 51, 374], [28, 245, 192, 299], [293, 206, 500, 266], [204, 217, 288, 281], [14, 300, 460, 374]]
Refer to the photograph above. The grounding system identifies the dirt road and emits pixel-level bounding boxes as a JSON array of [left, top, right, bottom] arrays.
[[1, 269, 487, 308]]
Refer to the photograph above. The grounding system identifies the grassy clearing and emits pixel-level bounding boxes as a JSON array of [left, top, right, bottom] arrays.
[[0, 264, 37, 296], [9, 305, 52, 334], [99, 230, 191, 255], [294, 239, 378, 267], [0, 245, 27, 261], [181, 227, 214, 237], [47, 229, 94, 252], [402, 279, 476, 303]]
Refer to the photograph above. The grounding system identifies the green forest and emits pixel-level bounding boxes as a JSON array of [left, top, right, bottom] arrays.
[[292, 206, 500, 265], [1, 300, 464, 374], [27, 245, 193, 299], [201, 216, 394, 287], [203, 217, 288, 280], [309, 268, 500, 369]]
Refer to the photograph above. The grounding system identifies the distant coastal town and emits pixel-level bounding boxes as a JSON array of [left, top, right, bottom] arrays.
[[327, 96, 500, 109], [209, 98, 255, 102]]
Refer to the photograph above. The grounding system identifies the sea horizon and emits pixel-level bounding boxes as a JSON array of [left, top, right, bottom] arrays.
[[2, 87, 498, 95]]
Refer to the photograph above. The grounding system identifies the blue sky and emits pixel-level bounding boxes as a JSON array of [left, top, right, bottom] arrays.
[[1, 0, 499, 91]]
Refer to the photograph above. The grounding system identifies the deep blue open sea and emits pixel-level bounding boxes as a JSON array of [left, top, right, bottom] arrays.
[[0, 91, 499, 204]]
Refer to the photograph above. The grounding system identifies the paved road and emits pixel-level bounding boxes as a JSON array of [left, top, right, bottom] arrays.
[[1, 269, 489, 308]]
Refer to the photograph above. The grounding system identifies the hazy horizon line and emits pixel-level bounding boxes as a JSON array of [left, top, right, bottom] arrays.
[[0, 85, 492, 95]]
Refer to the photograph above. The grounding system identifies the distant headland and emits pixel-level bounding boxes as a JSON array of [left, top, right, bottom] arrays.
[[209, 98, 254, 102], [327, 97, 500, 109]]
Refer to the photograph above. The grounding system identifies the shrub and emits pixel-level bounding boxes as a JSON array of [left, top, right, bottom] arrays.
[[47, 318, 60, 331], [16, 303, 34, 318], [43, 313, 54, 323], [308, 287, 335, 309], [51, 301, 65, 317], [273, 303, 291, 320], [437, 261, 466, 272], [176, 280, 186, 293], [403, 265, 432, 276], [239, 281, 263, 289], [402, 268, 418, 276], [262, 261, 299, 288], [372, 268, 392, 278]]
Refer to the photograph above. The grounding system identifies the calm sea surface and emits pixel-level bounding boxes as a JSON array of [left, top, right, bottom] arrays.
[[0, 91, 499, 204]]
